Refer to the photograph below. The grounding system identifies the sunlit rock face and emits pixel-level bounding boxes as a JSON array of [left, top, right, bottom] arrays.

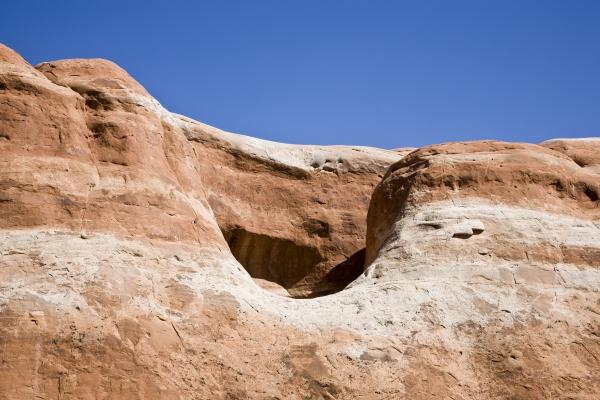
[[366, 141, 600, 269], [1, 42, 599, 399]]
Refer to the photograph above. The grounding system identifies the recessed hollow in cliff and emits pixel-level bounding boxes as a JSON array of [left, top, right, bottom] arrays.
[[222, 227, 366, 298]]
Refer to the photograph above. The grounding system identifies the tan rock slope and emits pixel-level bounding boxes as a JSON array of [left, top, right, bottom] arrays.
[[0, 43, 599, 399]]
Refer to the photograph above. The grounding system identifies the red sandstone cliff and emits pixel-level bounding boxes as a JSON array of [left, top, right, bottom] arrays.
[[1, 43, 599, 399]]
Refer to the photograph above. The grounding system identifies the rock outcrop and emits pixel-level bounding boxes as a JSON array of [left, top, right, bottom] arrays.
[[178, 118, 403, 297], [366, 141, 600, 268], [1, 43, 599, 399], [2, 43, 403, 298]]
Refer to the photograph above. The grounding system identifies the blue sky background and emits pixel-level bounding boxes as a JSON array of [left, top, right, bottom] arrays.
[[2, 1, 599, 148]]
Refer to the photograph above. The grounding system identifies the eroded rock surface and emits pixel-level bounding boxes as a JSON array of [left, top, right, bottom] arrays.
[[178, 116, 402, 297], [1, 43, 599, 399]]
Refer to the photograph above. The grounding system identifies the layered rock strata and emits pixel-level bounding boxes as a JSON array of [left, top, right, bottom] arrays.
[[1, 43, 599, 399]]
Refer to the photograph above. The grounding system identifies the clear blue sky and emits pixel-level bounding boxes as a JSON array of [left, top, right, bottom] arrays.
[[2, 1, 599, 148]]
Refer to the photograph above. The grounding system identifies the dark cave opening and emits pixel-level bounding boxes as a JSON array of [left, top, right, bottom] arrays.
[[222, 227, 366, 298], [584, 187, 598, 202]]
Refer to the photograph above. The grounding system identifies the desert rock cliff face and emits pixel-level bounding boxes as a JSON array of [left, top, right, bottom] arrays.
[[366, 141, 600, 268], [178, 117, 404, 297], [2, 42, 403, 297], [0, 46, 224, 248], [1, 42, 599, 399]]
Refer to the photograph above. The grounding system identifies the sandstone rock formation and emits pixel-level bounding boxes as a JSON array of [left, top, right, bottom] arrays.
[[1, 43, 599, 399]]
